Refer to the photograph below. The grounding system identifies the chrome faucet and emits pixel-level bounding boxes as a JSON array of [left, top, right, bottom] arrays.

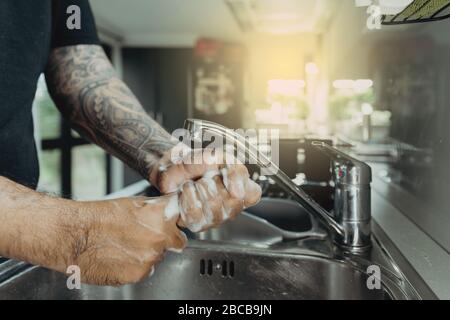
[[311, 142, 372, 251], [184, 119, 372, 253]]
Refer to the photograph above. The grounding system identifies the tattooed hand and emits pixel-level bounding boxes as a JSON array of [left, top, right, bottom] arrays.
[[45, 45, 176, 180]]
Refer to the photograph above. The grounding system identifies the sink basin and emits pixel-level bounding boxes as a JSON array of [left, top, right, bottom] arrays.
[[186, 198, 319, 246], [0, 243, 392, 300], [245, 198, 312, 232], [0, 198, 422, 300]]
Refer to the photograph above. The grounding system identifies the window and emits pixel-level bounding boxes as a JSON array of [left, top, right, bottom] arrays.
[[34, 76, 111, 200], [73, 145, 107, 199]]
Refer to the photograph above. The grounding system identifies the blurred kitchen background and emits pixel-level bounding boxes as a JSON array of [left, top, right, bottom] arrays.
[[33, 0, 450, 251]]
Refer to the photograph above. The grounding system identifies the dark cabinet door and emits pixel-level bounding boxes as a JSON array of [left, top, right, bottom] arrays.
[[122, 48, 191, 185]]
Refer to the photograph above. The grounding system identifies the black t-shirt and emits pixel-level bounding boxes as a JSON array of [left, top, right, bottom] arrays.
[[0, 0, 99, 188]]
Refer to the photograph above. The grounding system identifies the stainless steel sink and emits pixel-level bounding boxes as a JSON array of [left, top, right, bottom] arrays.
[[244, 197, 312, 232], [0, 243, 392, 300], [0, 200, 425, 300]]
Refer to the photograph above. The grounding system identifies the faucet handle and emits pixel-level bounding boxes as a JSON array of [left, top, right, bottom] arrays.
[[312, 142, 372, 250], [311, 142, 371, 186]]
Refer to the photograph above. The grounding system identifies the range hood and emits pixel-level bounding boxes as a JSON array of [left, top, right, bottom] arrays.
[[382, 0, 450, 25]]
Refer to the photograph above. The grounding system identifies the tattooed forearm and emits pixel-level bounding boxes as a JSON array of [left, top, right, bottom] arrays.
[[45, 45, 176, 180]]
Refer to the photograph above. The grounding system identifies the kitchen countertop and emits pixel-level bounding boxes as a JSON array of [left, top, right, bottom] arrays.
[[370, 163, 450, 299]]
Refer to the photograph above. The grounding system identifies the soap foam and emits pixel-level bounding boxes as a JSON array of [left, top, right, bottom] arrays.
[[187, 182, 202, 208], [159, 164, 168, 172], [235, 177, 245, 198], [221, 206, 230, 220], [149, 266, 155, 277], [220, 167, 245, 199], [179, 184, 208, 232], [168, 247, 184, 254], [221, 168, 229, 189], [145, 198, 160, 205], [202, 177, 218, 195], [203, 169, 220, 180], [164, 195, 179, 220], [185, 216, 209, 233], [196, 184, 214, 224]]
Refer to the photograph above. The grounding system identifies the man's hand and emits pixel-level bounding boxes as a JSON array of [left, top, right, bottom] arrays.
[[65, 196, 186, 286], [0, 176, 186, 286], [151, 148, 262, 232]]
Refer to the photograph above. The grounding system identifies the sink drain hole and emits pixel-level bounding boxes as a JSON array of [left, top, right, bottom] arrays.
[[221, 261, 227, 277], [207, 259, 213, 276], [200, 259, 205, 275], [199, 259, 213, 275], [229, 261, 235, 277]]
